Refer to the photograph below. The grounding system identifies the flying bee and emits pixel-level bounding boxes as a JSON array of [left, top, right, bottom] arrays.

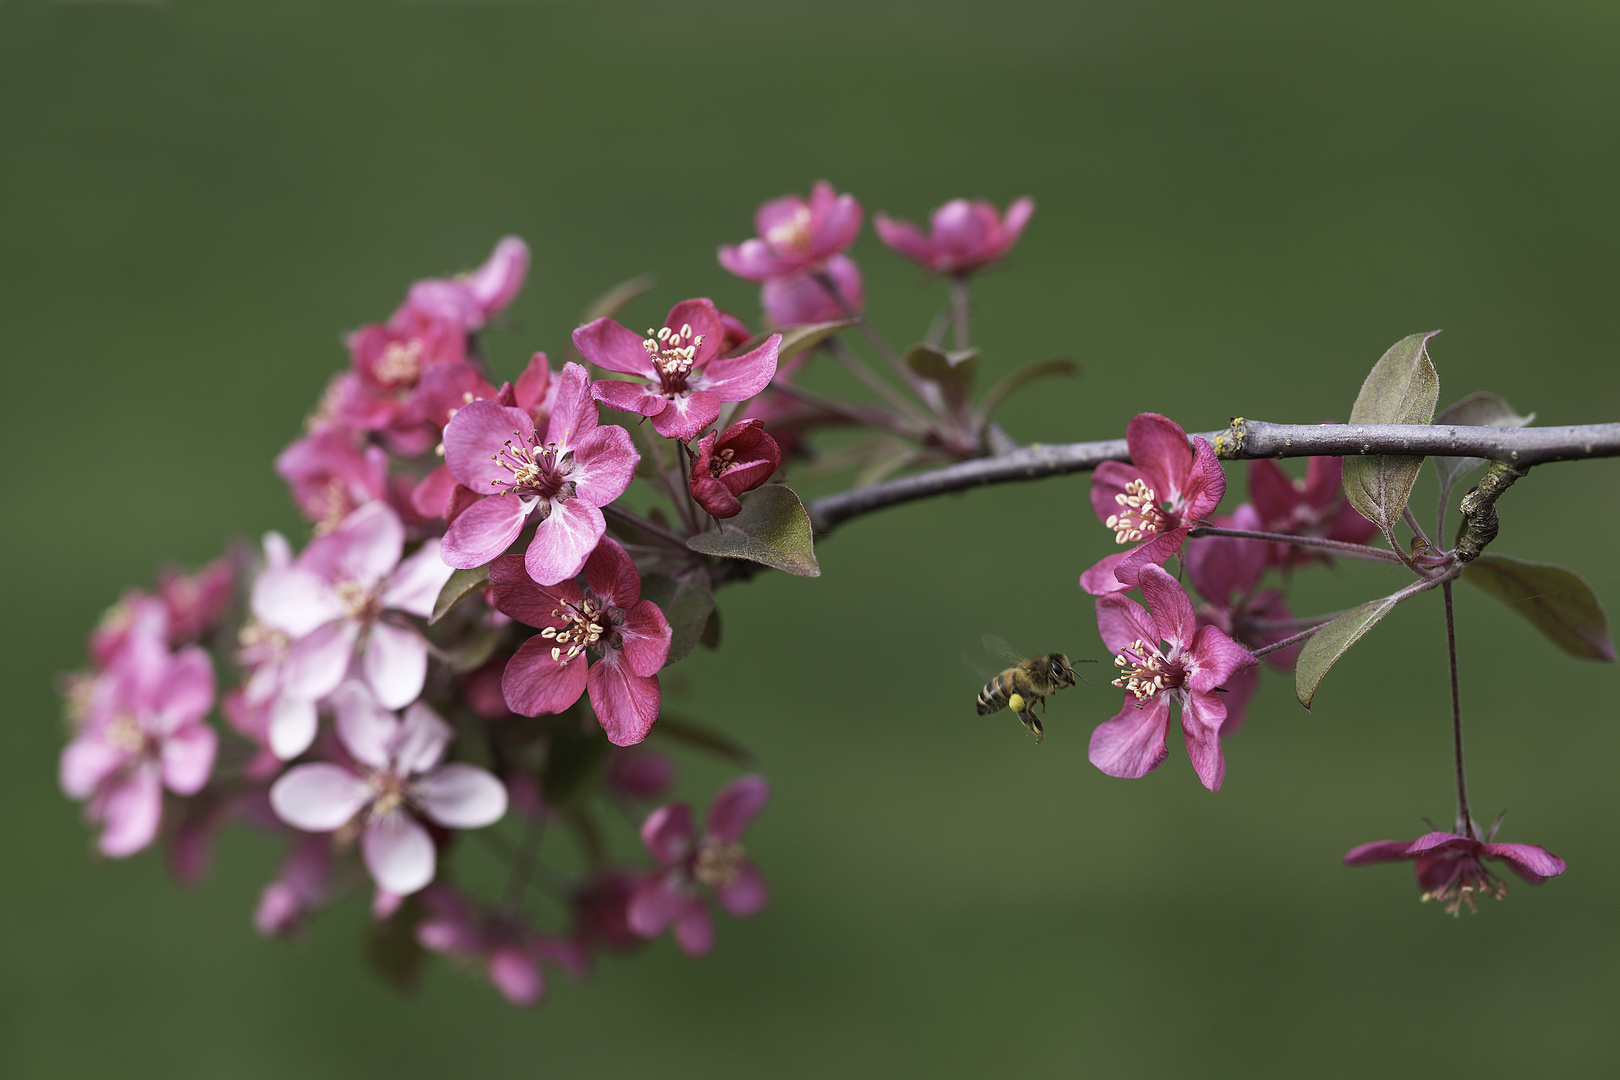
[[973, 636, 1095, 743]]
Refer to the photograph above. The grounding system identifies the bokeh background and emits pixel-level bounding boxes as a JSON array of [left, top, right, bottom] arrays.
[[4, 1, 1619, 1076]]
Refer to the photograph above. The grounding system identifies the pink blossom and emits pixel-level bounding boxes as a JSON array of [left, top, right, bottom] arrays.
[[156, 558, 235, 645], [605, 747, 677, 803], [688, 419, 781, 519], [761, 254, 865, 328], [1089, 564, 1255, 791], [571, 870, 647, 956], [416, 885, 586, 1006], [718, 181, 863, 282], [1248, 455, 1377, 566], [874, 197, 1034, 275], [488, 538, 671, 746], [276, 428, 390, 534], [401, 236, 531, 334], [60, 625, 218, 857], [440, 361, 637, 584], [628, 775, 770, 957], [1081, 413, 1226, 596], [1345, 829, 1566, 915], [250, 503, 454, 754], [1182, 504, 1300, 735], [575, 299, 782, 443], [255, 834, 333, 937], [268, 681, 508, 895], [88, 592, 170, 669]]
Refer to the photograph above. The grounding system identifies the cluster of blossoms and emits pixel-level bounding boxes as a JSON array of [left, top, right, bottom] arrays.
[[1079, 411, 1570, 909], [60, 178, 1593, 1014], [58, 184, 1047, 1004]]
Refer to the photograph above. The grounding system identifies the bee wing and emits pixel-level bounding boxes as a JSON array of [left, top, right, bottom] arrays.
[[962, 649, 1001, 681], [981, 634, 1028, 667]]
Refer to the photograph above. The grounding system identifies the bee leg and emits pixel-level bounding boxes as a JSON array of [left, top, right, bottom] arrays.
[[1020, 709, 1044, 744]]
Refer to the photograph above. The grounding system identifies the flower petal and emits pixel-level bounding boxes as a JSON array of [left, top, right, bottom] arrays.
[[627, 868, 684, 937], [673, 897, 715, 957], [1088, 697, 1171, 780], [364, 621, 428, 711], [1089, 461, 1149, 530], [440, 494, 533, 570], [487, 554, 577, 630], [715, 859, 769, 917], [94, 767, 163, 857], [268, 695, 319, 761], [282, 620, 360, 702], [160, 722, 217, 796], [443, 400, 536, 494], [1484, 842, 1567, 884], [270, 763, 372, 832], [620, 600, 672, 678], [1079, 552, 1134, 596], [640, 802, 695, 865], [663, 299, 724, 365], [1139, 564, 1197, 649], [382, 538, 457, 618], [586, 650, 661, 747], [572, 317, 658, 378], [1343, 840, 1420, 865], [1113, 527, 1189, 588], [543, 362, 599, 449], [695, 334, 780, 403], [590, 378, 666, 418], [1188, 624, 1257, 693], [251, 567, 345, 637], [525, 499, 605, 587], [154, 646, 216, 730], [649, 390, 722, 442], [305, 502, 405, 588], [1179, 437, 1227, 523], [501, 637, 590, 717], [489, 948, 543, 1007], [1180, 691, 1227, 792], [60, 734, 127, 800], [1124, 413, 1193, 504], [583, 535, 641, 609], [394, 700, 453, 776], [1095, 592, 1158, 656], [707, 775, 770, 844], [567, 424, 638, 508], [416, 764, 508, 829], [362, 810, 436, 895]]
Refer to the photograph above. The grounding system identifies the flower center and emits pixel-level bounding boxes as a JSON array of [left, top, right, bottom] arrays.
[[763, 204, 813, 255], [368, 769, 410, 819], [1111, 638, 1185, 702], [238, 619, 291, 666], [106, 714, 147, 755], [335, 580, 382, 624], [373, 340, 424, 389], [641, 324, 704, 396], [490, 430, 572, 500], [1422, 855, 1508, 916], [539, 595, 609, 664], [708, 447, 737, 479], [1105, 479, 1170, 544], [692, 840, 746, 890]]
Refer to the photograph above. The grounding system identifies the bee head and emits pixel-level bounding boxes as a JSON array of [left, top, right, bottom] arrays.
[[1049, 654, 1075, 686]]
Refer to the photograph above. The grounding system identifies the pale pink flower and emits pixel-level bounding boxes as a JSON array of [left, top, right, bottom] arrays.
[[488, 538, 671, 747], [275, 427, 389, 534], [874, 197, 1034, 274], [628, 775, 770, 957], [761, 254, 865, 327], [718, 181, 863, 282], [1089, 565, 1255, 791], [576, 299, 782, 443], [440, 361, 637, 584], [88, 592, 170, 669], [250, 503, 454, 755], [269, 682, 508, 895], [60, 625, 217, 857]]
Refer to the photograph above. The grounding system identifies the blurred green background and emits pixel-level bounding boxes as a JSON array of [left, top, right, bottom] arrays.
[[4, 1, 1619, 1076]]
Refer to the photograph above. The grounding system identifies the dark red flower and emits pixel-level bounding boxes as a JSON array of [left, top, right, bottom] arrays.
[[1248, 454, 1376, 567], [1345, 830, 1566, 915], [688, 419, 781, 519]]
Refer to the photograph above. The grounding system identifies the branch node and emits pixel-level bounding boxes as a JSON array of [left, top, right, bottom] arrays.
[[1214, 417, 1249, 459], [1455, 461, 1527, 562]]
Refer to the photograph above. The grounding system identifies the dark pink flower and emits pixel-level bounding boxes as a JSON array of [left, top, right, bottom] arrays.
[[157, 558, 235, 645], [1345, 830, 1566, 915], [250, 503, 455, 750], [440, 361, 637, 584], [718, 181, 863, 282], [416, 884, 586, 1007], [269, 681, 508, 895], [255, 834, 333, 937], [488, 538, 671, 746], [60, 625, 217, 857], [688, 419, 781, 519], [1248, 455, 1377, 566], [1090, 565, 1255, 791], [275, 428, 390, 534], [1183, 504, 1300, 735], [571, 869, 647, 955], [628, 775, 770, 957], [401, 236, 531, 334], [605, 747, 677, 803], [575, 299, 782, 443], [874, 197, 1034, 275], [88, 592, 169, 669], [1081, 413, 1225, 596], [761, 254, 865, 328]]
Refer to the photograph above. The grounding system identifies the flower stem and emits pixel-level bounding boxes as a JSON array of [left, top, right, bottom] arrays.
[[1251, 625, 1323, 659], [826, 336, 936, 425], [811, 270, 928, 393], [1443, 580, 1474, 838], [1187, 525, 1404, 564], [949, 273, 971, 350]]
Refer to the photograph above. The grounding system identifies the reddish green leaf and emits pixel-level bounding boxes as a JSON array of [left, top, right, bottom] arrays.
[[904, 343, 978, 414], [687, 484, 820, 577], [727, 319, 857, 364], [1295, 596, 1399, 708], [429, 566, 488, 625], [1432, 392, 1534, 500], [1343, 331, 1441, 546], [639, 567, 714, 665], [1464, 554, 1617, 662]]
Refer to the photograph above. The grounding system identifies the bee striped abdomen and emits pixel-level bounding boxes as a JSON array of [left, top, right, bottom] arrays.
[[977, 672, 1017, 715]]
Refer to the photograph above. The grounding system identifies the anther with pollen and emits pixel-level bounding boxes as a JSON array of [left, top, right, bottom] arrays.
[[1104, 479, 1169, 543]]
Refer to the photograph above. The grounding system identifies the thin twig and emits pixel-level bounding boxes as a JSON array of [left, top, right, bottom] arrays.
[[949, 274, 971, 351], [1443, 581, 1473, 837], [826, 336, 935, 425], [1188, 525, 1404, 564]]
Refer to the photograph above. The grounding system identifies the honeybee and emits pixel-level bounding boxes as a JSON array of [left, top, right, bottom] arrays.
[[974, 636, 1094, 743]]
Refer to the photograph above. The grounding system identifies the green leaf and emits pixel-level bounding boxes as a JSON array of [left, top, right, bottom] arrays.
[[903, 343, 978, 413], [365, 895, 425, 993], [1464, 554, 1617, 662], [1294, 596, 1400, 708], [700, 606, 722, 649], [1343, 331, 1442, 545], [579, 273, 656, 324], [974, 358, 1078, 428], [727, 319, 858, 365], [652, 713, 754, 765], [687, 484, 820, 576], [429, 566, 489, 625], [1432, 392, 1535, 501], [445, 624, 502, 674], [640, 567, 715, 665]]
